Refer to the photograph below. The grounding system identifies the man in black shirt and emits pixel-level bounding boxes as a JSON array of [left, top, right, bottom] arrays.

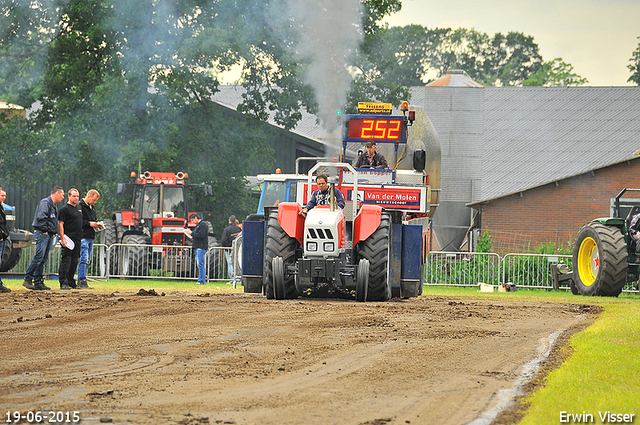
[[58, 189, 83, 289]]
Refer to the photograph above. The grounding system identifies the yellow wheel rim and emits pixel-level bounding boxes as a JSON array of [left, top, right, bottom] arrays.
[[577, 236, 599, 286]]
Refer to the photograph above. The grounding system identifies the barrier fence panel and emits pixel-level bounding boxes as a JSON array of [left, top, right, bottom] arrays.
[[105, 244, 232, 282], [501, 253, 572, 290], [425, 252, 502, 287]]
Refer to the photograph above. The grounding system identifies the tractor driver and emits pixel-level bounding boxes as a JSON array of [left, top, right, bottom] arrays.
[[300, 174, 345, 216], [354, 141, 388, 169]]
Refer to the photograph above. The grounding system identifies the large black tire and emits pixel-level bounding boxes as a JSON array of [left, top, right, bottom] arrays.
[[120, 234, 149, 277], [572, 222, 627, 296], [264, 210, 298, 299], [0, 236, 21, 272], [357, 212, 392, 301]]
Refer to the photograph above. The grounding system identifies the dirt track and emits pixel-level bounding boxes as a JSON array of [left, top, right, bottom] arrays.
[[0, 289, 597, 425]]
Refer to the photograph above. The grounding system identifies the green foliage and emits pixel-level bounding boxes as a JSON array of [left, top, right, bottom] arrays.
[[359, 25, 587, 87], [629, 36, 640, 85], [523, 58, 588, 86], [476, 230, 492, 253]]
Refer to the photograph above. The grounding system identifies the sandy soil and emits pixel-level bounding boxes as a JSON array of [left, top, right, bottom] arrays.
[[0, 289, 597, 425]]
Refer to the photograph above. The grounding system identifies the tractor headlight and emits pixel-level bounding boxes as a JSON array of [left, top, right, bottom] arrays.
[[323, 242, 334, 252], [307, 242, 317, 251]]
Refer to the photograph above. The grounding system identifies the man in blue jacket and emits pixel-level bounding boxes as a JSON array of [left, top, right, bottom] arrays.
[[23, 186, 65, 290]]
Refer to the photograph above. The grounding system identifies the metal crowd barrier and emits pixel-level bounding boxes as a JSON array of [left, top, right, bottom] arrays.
[[426, 251, 638, 293], [5, 242, 234, 283], [7, 243, 639, 292], [105, 244, 232, 281]]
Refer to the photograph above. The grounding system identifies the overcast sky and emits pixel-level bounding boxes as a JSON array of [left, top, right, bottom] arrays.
[[383, 0, 640, 86]]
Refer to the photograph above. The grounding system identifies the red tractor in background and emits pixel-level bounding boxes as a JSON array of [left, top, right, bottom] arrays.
[[102, 171, 216, 277]]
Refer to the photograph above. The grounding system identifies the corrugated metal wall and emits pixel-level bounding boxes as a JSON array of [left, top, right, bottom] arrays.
[[422, 86, 484, 251]]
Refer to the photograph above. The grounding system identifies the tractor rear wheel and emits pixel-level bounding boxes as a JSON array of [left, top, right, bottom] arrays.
[[265, 210, 298, 299], [358, 212, 392, 301], [572, 222, 627, 296]]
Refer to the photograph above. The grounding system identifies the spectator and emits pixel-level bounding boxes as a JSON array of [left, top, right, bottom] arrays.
[[58, 189, 83, 290], [78, 189, 100, 289], [221, 215, 241, 283], [24, 186, 65, 291], [0, 187, 11, 293], [187, 213, 208, 285]]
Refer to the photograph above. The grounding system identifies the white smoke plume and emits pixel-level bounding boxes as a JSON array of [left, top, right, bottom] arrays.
[[287, 0, 364, 138]]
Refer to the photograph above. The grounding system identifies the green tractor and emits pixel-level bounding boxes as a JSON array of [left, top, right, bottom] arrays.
[[572, 188, 640, 296]]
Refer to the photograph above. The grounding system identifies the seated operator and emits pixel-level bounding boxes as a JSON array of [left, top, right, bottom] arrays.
[[301, 174, 345, 216], [354, 141, 388, 169], [629, 209, 640, 252]]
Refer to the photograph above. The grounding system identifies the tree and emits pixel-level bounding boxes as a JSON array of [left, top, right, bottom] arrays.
[[1, 0, 406, 230], [629, 36, 640, 85], [523, 58, 588, 86]]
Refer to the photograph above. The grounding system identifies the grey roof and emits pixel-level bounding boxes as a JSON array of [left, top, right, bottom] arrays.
[[478, 86, 640, 203], [213, 85, 328, 144], [213, 84, 640, 204]]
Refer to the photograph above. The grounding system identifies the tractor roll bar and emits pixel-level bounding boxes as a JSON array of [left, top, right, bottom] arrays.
[[307, 162, 358, 224]]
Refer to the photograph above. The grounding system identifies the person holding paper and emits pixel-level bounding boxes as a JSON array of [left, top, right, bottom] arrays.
[[58, 188, 83, 290]]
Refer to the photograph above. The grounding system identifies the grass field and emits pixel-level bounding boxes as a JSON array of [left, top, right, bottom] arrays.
[[2, 279, 639, 423]]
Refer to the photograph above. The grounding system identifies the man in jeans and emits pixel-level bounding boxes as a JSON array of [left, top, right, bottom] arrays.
[[24, 186, 65, 291], [78, 189, 100, 289], [0, 187, 11, 293], [187, 213, 208, 284]]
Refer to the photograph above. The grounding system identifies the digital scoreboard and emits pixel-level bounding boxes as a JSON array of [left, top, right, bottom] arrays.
[[343, 116, 407, 144]]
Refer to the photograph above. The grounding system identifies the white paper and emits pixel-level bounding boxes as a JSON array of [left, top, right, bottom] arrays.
[[63, 235, 75, 250]]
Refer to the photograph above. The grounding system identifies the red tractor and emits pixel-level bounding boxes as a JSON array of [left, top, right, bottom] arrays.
[[103, 171, 215, 277]]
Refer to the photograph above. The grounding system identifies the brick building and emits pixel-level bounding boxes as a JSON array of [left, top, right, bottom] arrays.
[[470, 158, 640, 253], [464, 86, 640, 253]]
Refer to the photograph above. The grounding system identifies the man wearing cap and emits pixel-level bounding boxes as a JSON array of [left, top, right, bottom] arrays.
[[354, 141, 389, 169]]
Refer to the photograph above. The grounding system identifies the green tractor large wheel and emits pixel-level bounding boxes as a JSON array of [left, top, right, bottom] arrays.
[[572, 222, 627, 296]]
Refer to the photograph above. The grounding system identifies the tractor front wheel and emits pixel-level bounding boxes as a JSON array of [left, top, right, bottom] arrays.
[[355, 258, 369, 302], [120, 234, 149, 277], [357, 212, 392, 301], [572, 222, 627, 296]]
